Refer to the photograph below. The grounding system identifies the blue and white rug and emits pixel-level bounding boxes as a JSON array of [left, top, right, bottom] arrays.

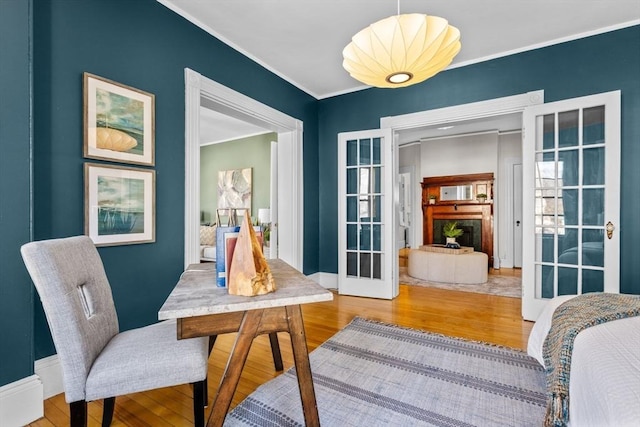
[[225, 317, 546, 426]]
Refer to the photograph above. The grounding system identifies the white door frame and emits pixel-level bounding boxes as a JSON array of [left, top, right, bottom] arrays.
[[500, 157, 522, 269], [513, 163, 523, 268], [398, 166, 415, 248], [380, 91, 544, 260], [184, 68, 304, 270], [268, 141, 278, 259]]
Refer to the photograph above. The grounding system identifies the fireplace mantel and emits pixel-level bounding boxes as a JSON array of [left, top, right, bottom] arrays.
[[421, 173, 494, 266]]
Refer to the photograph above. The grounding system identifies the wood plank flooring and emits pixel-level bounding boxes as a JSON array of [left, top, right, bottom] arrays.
[[29, 273, 530, 426]]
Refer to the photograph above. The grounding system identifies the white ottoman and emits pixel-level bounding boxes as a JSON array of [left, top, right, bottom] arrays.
[[407, 250, 488, 284]]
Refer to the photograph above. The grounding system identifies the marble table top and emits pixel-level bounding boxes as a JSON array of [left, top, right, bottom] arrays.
[[158, 259, 333, 320]]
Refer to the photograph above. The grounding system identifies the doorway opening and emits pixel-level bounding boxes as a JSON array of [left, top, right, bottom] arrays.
[[184, 68, 304, 271], [383, 91, 544, 282]]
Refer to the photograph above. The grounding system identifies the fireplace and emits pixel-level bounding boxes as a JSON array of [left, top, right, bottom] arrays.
[[433, 220, 481, 252], [421, 173, 494, 266]]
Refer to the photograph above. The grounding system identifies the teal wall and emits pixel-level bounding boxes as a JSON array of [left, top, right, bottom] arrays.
[[1, 0, 638, 394], [318, 26, 640, 295], [29, 0, 318, 362], [0, 0, 34, 386], [200, 133, 275, 224]]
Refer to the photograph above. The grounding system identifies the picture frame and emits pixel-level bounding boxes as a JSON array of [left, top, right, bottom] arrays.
[[217, 168, 252, 210], [83, 72, 155, 166], [84, 163, 155, 246]]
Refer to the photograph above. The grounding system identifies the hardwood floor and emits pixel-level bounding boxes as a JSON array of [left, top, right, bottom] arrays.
[[29, 277, 531, 426]]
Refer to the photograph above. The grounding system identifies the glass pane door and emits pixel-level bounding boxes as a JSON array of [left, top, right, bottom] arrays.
[[522, 91, 620, 320], [338, 129, 397, 299]]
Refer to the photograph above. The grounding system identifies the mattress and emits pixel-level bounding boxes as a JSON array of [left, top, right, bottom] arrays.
[[528, 295, 640, 427]]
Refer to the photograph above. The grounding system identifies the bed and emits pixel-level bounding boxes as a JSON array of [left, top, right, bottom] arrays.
[[527, 294, 640, 426]]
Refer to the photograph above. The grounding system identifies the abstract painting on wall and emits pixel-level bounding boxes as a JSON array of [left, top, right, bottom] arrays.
[[85, 163, 155, 246], [218, 168, 252, 212]]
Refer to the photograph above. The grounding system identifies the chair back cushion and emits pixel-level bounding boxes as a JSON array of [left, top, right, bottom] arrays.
[[21, 236, 119, 402]]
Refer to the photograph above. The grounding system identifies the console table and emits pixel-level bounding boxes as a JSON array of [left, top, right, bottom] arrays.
[[158, 260, 333, 426]]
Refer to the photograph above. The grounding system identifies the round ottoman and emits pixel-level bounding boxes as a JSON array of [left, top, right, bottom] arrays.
[[407, 250, 488, 284]]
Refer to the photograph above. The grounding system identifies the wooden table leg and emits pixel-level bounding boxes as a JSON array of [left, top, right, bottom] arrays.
[[207, 309, 263, 427], [268, 332, 284, 371], [286, 305, 320, 427]]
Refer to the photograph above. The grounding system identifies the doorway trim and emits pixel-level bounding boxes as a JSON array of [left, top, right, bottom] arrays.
[[380, 90, 544, 263], [184, 68, 304, 270]]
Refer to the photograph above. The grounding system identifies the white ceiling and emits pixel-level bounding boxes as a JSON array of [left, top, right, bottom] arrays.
[[164, 1, 639, 144], [199, 107, 270, 145], [159, 0, 639, 99]]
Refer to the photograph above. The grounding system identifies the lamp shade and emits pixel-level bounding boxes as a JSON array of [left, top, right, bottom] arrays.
[[342, 13, 461, 88], [258, 208, 271, 224]]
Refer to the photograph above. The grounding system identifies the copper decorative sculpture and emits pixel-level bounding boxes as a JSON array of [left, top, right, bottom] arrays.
[[228, 212, 276, 296]]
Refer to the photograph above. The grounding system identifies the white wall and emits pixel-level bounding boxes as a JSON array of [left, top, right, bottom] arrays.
[[420, 132, 499, 178]]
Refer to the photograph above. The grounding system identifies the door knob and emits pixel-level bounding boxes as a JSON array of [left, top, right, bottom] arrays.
[[606, 221, 614, 239], [516, 220, 521, 227]]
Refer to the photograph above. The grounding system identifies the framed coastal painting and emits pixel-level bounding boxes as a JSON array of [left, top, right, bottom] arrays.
[[83, 72, 155, 166], [84, 163, 155, 246]]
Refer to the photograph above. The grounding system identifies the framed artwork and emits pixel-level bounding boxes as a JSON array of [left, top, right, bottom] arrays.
[[83, 72, 155, 166], [84, 163, 155, 246], [217, 168, 252, 211]]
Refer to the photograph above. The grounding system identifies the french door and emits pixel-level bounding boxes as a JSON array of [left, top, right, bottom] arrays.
[[338, 129, 398, 299], [522, 91, 620, 320]]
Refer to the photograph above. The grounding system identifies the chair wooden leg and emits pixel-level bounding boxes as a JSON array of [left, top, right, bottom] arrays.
[[204, 335, 217, 405], [268, 332, 284, 371], [102, 397, 115, 427], [69, 400, 87, 427], [193, 380, 206, 427]]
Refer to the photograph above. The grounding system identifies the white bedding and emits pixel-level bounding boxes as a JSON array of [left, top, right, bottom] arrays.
[[528, 295, 640, 427]]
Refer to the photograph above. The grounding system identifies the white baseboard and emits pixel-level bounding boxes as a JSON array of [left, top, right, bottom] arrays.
[[0, 375, 43, 427], [500, 258, 514, 269], [35, 355, 63, 399], [308, 272, 338, 289]]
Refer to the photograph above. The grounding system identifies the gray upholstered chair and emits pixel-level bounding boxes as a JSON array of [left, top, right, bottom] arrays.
[[21, 236, 209, 426]]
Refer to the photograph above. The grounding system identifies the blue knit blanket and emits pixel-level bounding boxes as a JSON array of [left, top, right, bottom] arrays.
[[542, 293, 640, 427]]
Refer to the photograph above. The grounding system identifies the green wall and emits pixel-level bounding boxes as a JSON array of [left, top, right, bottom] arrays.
[[317, 26, 640, 295], [200, 133, 275, 224], [29, 0, 318, 362], [0, 0, 34, 386]]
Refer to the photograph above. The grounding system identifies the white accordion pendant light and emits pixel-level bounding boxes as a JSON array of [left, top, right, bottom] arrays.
[[343, 12, 461, 88]]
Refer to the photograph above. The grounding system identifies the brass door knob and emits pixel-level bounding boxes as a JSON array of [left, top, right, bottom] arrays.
[[606, 221, 615, 239]]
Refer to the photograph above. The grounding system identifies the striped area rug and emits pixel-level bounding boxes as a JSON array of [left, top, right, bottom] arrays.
[[225, 317, 546, 427]]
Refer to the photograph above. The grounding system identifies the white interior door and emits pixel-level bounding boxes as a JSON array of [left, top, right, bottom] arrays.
[[338, 128, 398, 299], [522, 91, 620, 320], [513, 163, 523, 268]]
